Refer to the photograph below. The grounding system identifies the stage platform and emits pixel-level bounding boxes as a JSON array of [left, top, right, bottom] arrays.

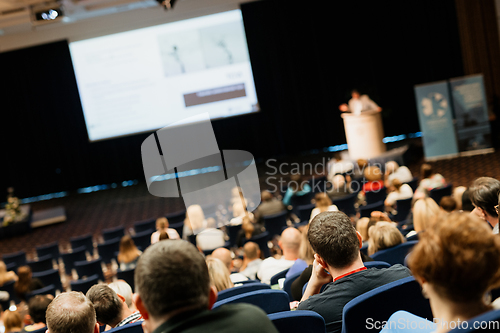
[[31, 206, 66, 228]]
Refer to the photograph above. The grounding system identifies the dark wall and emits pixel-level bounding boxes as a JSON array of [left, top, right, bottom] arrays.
[[0, 0, 464, 198]]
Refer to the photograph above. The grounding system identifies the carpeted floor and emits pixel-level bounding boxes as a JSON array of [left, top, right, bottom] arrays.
[[1, 138, 499, 260]]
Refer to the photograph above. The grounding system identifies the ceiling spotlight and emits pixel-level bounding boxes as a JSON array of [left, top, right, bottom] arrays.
[[156, 0, 176, 10]]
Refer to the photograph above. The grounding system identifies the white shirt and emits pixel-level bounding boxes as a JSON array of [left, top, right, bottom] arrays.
[[230, 273, 249, 283], [239, 258, 263, 280], [387, 166, 413, 185], [348, 95, 380, 115], [150, 228, 180, 244], [196, 228, 225, 251], [385, 184, 414, 206], [310, 205, 339, 221], [257, 257, 296, 285]]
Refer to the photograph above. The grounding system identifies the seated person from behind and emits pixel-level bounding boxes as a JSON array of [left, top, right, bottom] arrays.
[[439, 196, 457, 213], [282, 173, 312, 207], [253, 190, 286, 224], [210, 247, 248, 283], [108, 280, 136, 312], [23, 294, 53, 333], [384, 160, 413, 188], [133, 240, 278, 333], [380, 212, 500, 333], [469, 177, 500, 234], [186, 204, 225, 251], [257, 227, 302, 285], [326, 174, 352, 200], [14, 266, 44, 303], [361, 165, 384, 194], [3, 310, 23, 333], [414, 163, 446, 198], [286, 224, 314, 279], [206, 257, 234, 293], [86, 283, 143, 329], [46, 291, 98, 333], [384, 178, 413, 209], [238, 242, 263, 280], [235, 215, 263, 248], [151, 217, 180, 244], [298, 211, 411, 333], [367, 222, 405, 256], [117, 235, 142, 270], [310, 193, 338, 222]]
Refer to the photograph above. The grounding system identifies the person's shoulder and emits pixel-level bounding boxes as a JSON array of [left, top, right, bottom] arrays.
[[212, 303, 279, 332]]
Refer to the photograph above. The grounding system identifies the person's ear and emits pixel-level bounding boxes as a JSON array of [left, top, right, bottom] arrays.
[[314, 253, 328, 270], [117, 294, 126, 304], [356, 231, 363, 248], [93, 323, 99, 333], [133, 294, 149, 320], [208, 285, 218, 310]]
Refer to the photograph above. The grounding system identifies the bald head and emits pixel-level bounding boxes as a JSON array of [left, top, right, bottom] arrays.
[[280, 227, 302, 255], [210, 248, 232, 270], [243, 242, 260, 260], [46, 292, 97, 333]]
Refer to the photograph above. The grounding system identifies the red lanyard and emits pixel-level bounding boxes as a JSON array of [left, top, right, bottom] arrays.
[[333, 266, 367, 282]]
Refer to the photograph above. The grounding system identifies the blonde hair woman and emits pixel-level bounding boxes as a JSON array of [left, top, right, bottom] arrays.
[[151, 217, 180, 244], [0, 261, 17, 287], [367, 222, 406, 256], [117, 235, 142, 270], [412, 197, 442, 233], [3, 310, 23, 333], [310, 193, 338, 221], [206, 257, 233, 292]]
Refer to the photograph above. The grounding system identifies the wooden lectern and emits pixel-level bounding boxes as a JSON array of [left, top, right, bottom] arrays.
[[341, 110, 386, 160]]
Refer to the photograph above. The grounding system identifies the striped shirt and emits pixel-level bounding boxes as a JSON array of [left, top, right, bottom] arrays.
[[116, 311, 143, 327]]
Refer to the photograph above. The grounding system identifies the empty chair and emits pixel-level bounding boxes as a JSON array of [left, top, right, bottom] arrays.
[[26, 284, 56, 301], [70, 234, 95, 255], [32, 268, 63, 292], [27, 254, 54, 273], [212, 289, 290, 314], [70, 274, 99, 294], [36, 242, 60, 261], [365, 186, 387, 205], [331, 191, 358, 217], [270, 268, 290, 286], [263, 211, 288, 239], [359, 200, 385, 218], [61, 246, 87, 276], [116, 267, 135, 292], [392, 197, 413, 222], [283, 271, 302, 301], [97, 237, 121, 264], [364, 261, 391, 269], [245, 231, 270, 258], [341, 276, 432, 333], [217, 282, 271, 302], [75, 258, 105, 282], [106, 321, 143, 333], [133, 218, 156, 234], [102, 226, 125, 242], [370, 240, 419, 266], [165, 210, 186, 224], [2, 250, 27, 267], [131, 229, 152, 251], [268, 310, 327, 333], [297, 203, 316, 222], [429, 183, 453, 205]]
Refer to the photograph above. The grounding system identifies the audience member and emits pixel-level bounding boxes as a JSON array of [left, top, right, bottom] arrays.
[[228, 201, 248, 226], [257, 227, 302, 285], [469, 177, 500, 234], [108, 280, 135, 312], [253, 191, 286, 224], [133, 240, 278, 333], [0, 261, 17, 287], [384, 161, 413, 187], [117, 235, 142, 270], [361, 165, 384, 193], [159, 231, 169, 241], [414, 163, 446, 198], [381, 212, 500, 333], [282, 173, 312, 207], [452, 186, 467, 211], [46, 292, 98, 333], [238, 242, 262, 280], [3, 310, 22, 333], [367, 222, 405, 256], [151, 217, 180, 244], [461, 188, 474, 212], [235, 215, 263, 248], [185, 205, 225, 251], [21, 294, 52, 333], [206, 257, 234, 293], [439, 195, 457, 213], [86, 283, 142, 329], [351, 159, 368, 181], [327, 152, 354, 179], [310, 193, 338, 221], [326, 174, 351, 200], [407, 197, 442, 238], [384, 178, 413, 209], [14, 266, 44, 303], [356, 217, 370, 245], [286, 225, 314, 279], [210, 247, 248, 283], [298, 211, 411, 333]]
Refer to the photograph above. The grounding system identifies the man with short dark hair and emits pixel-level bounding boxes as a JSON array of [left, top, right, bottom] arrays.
[[46, 291, 98, 333], [469, 177, 500, 234], [22, 295, 52, 333], [133, 239, 278, 333], [86, 283, 142, 329], [298, 211, 411, 333]]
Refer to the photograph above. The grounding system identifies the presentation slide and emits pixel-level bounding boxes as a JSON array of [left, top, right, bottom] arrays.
[[69, 10, 259, 141]]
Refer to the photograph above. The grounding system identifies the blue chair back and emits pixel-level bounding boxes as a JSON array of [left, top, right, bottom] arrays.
[[331, 191, 358, 216], [27, 254, 54, 273], [36, 242, 60, 260], [116, 267, 135, 292], [270, 268, 290, 286], [297, 203, 316, 222], [268, 310, 326, 333], [246, 231, 270, 258], [61, 246, 87, 275], [131, 230, 152, 251], [217, 282, 271, 302], [364, 261, 391, 269], [75, 258, 105, 282], [360, 243, 368, 255], [234, 279, 261, 285], [212, 289, 290, 314], [0, 279, 20, 306], [133, 218, 156, 234], [26, 284, 56, 300], [429, 184, 453, 205], [365, 186, 387, 205], [165, 210, 186, 224], [70, 274, 99, 294], [393, 197, 413, 222], [70, 234, 94, 255], [341, 276, 432, 333], [32, 268, 63, 292], [359, 200, 385, 218], [263, 211, 288, 239], [97, 237, 121, 264], [448, 309, 500, 332], [370, 241, 419, 266], [283, 271, 302, 301], [102, 226, 125, 242], [3, 251, 27, 267], [107, 321, 144, 333]]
